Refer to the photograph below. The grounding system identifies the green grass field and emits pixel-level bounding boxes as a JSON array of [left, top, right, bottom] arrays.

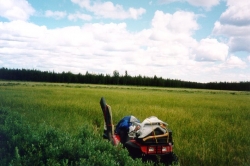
[[0, 81, 250, 165]]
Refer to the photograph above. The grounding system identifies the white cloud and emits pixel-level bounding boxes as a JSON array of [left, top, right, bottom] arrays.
[[213, 22, 249, 37], [0, 10, 198, 78], [0, 8, 248, 82], [150, 10, 199, 40], [221, 55, 247, 69], [0, 20, 139, 74], [220, 1, 250, 26], [0, 0, 35, 21], [213, 0, 250, 53], [71, 0, 146, 19], [247, 55, 250, 62], [194, 38, 228, 61], [132, 10, 200, 69], [68, 12, 92, 21], [71, 0, 90, 8], [228, 37, 250, 52], [44, 10, 92, 21], [45, 10, 67, 20], [187, 0, 220, 9], [146, 10, 199, 68], [128, 8, 146, 20], [0, 20, 46, 39], [158, 0, 220, 9], [158, 0, 181, 4]]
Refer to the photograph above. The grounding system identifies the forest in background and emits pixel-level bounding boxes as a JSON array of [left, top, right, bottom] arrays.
[[0, 67, 249, 91]]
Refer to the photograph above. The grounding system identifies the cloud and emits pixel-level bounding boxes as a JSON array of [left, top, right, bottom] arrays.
[[45, 10, 67, 20], [68, 12, 92, 21], [158, 0, 220, 9], [247, 56, 250, 62], [213, 22, 249, 37], [150, 10, 199, 40], [213, 0, 250, 53], [0, 20, 139, 73], [146, 10, 201, 69], [128, 8, 146, 20], [0, 20, 46, 39], [0, 8, 247, 82], [158, 0, 181, 4], [0, 10, 198, 78], [220, 0, 250, 26], [0, 0, 35, 21], [44, 10, 92, 21], [135, 10, 201, 68], [194, 38, 228, 61], [71, 0, 90, 8], [71, 0, 146, 19], [187, 0, 220, 9], [228, 37, 250, 52], [221, 55, 247, 69]]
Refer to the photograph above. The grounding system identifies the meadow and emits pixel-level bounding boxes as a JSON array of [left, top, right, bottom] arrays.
[[0, 81, 250, 165]]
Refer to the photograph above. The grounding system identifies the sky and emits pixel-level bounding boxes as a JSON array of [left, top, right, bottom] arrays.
[[0, 0, 250, 83]]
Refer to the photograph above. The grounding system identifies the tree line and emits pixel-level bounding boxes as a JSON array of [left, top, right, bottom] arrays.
[[0, 67, 249, 91]]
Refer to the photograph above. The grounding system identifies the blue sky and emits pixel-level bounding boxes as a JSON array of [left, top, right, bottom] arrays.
[[0, 0, 249, 82]]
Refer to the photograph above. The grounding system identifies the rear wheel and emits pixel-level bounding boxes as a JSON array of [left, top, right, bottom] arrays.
[[161, 153, 179, 165], [124, 141, 142, 159]]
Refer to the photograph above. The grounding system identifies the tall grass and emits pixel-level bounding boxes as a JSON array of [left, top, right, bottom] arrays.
[[0, 81, 250, 165]]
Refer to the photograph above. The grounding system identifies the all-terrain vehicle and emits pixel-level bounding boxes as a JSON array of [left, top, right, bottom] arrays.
[[100, 97, 178, 165]]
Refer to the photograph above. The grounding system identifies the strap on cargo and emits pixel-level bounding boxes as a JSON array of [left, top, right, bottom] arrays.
[[142, 132, 169, 142], [146, 119, 158, 143]]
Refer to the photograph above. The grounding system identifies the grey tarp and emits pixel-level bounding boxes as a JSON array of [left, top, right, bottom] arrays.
[[136, 116, 168, 138]]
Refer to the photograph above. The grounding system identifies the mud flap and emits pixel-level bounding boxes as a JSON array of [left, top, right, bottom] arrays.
[[100, 97, 115, 144]]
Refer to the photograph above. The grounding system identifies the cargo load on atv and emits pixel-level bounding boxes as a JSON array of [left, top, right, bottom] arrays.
[[131, 116, 173, 144]]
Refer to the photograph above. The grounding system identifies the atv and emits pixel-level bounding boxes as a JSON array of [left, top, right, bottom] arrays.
[[100, 97, 178, 165]]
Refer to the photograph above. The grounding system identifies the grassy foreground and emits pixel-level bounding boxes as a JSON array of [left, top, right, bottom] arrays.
[[0, 81, 250, 165]]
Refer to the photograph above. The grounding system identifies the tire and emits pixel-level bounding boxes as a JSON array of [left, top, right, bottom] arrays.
[[161, 153, 179, 166]]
